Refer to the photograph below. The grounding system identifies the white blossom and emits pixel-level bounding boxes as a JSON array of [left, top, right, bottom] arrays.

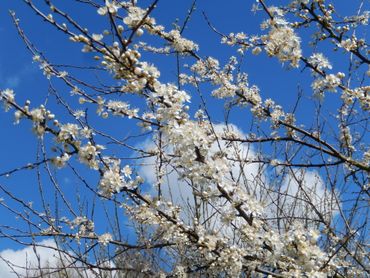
[[167, 30, 199, 53], [123, 6, 155, 28], [97, 0, 120, 16], [98, 233, 112, 246], [58, 123, 80, 142], [51, 153, 71, 168], [264, 26, 302, 67], [78, 142, 103, 169], [0, 89, 15, 111], [308, 53, 332, 70]]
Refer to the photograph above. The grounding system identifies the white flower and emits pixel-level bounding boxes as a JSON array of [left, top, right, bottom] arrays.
[[14, 110, 24, 124], [252, 46, 262, 55], [78, 142, 103, 169], [98, 159, 136, 196], [106, 100, 139, 118], [33, 55, 41, 62], [71, 216, 94, 236], [340, 38, 357, 51], [1, 89, 15, 102], [98, 233, 112, 246], [264, 26, 302, 67], [0, 89, 15, 111], [80, 127, 92, 138], [58, 71, 68, 78], [92, 33, 103, 41], [312, 74, 341, 94], [30, 108, 45, 123], [51, 153, 71, 168], [99, 168, 124, 195], [308, 53, 332, 70], [122, 165, 132, 178], [73, 110, 85, 119], [97, 0, 119, 16], [58, 123, 80, 142], [123, 6, 154, 28], [167, 30, 199, 53]]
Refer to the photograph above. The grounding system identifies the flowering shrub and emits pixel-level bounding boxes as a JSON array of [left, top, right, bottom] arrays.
[[0, 0, 369, 277]]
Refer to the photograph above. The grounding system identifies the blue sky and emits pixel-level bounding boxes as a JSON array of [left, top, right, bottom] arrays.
[[0, 0, 368, 261]]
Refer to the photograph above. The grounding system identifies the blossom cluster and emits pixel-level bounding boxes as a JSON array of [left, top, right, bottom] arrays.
[[0, 0, 368, 276]]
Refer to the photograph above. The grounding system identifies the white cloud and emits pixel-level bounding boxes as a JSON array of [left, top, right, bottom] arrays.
[[0, 239, 59, 278], [0, 239, 100, 278], [277, 168, 339, 224], [138, 124, 263, 220], [138, 122, 339, 229]]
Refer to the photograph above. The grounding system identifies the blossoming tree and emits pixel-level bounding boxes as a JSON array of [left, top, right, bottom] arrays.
[[0, 0, 369, 277]]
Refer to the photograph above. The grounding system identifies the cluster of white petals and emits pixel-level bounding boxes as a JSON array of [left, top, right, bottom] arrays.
[[264, 26, 302, 67], [97, 0, 120, 16], [166, 30, 199, 53], [51, 153, 71, 168], [312, 73, 343, 95], [308, 53, 332, 70], [0, 0, 368, 277], [70, 216, 95, 239], [98, 233, 113, 246], [123, 5, 155, 27], [78, 142, 104, 170], [0, 89, 15, 111]]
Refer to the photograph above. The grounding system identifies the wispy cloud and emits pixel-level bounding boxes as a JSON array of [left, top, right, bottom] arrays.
[[0, 64, 37, 89]]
